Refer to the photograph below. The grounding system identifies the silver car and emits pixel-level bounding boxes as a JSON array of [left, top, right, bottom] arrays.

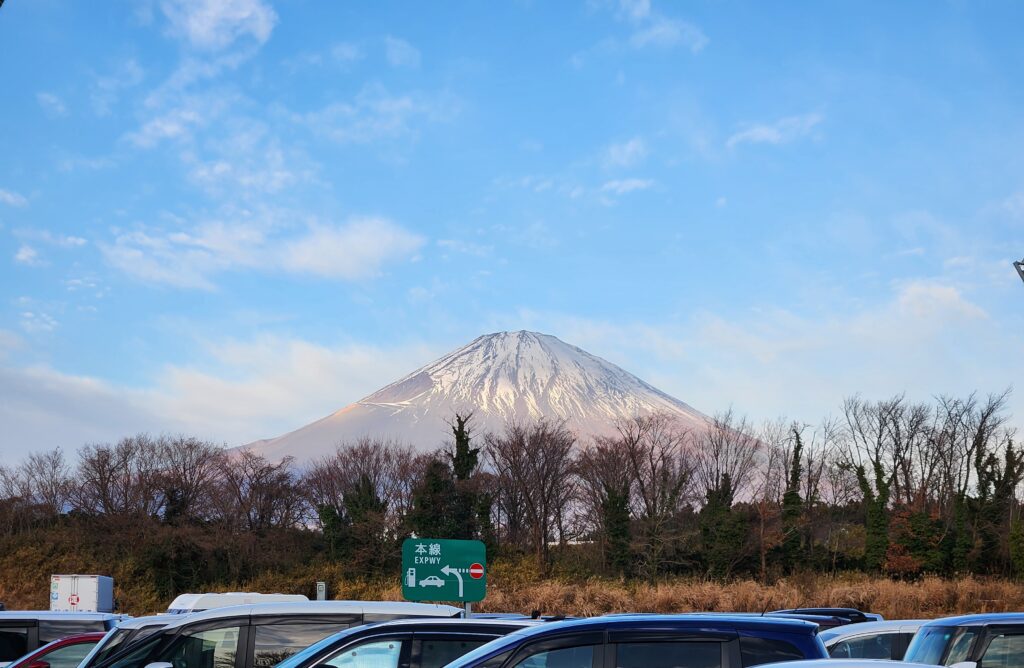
[[820, 620, 926, 660]]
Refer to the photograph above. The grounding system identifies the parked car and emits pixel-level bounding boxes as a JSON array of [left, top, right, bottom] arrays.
[[6, 633, 106, 668], [904, 613, 1024, 667], [79, 617, 176, 668], [445, 614, 828, 668], [820, 620, 926, 660], [274, 617, 545, 668], [0, 613, 125, 668], [93, 601, 462, 668], [166, 594, 308, 615]]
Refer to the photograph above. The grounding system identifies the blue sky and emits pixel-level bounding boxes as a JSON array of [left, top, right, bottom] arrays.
[[2, 0, 1023, 458]]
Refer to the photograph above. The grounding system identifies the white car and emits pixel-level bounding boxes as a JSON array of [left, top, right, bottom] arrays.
[[820, 620, 926, 660]]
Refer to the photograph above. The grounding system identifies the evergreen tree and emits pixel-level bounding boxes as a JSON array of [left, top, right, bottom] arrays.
[[781, 429, 804, 572], [409, 459, 459, 538], [853, 460, 890, 572], [345, 474, 389, 573], [700, 473, 746, 578], [602, 486, 632, 576], [448, 413, 482, 540]]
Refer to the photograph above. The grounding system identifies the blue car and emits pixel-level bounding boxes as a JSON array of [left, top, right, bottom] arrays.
[[904, 613, 1024, 667], [444, 614, 828, 668]]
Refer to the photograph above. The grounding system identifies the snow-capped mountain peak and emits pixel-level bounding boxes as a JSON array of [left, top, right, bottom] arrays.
[[246, 331, 707, 460]]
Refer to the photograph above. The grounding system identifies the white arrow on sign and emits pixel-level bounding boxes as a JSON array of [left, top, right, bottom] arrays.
[[441, 565, 464, 598]]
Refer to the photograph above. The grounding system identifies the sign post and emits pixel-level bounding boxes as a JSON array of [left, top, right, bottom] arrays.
[[401, 538, 486, 605]]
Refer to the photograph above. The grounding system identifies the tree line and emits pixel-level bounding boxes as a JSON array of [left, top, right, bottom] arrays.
[[1, 390, 1022, 594]]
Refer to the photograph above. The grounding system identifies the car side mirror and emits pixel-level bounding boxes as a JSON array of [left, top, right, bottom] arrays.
[[143, 662, 174, 668], [949, 662, 977, 668]]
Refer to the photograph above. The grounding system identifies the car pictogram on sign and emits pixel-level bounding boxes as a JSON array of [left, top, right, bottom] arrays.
[[419, 575, 445, 588]]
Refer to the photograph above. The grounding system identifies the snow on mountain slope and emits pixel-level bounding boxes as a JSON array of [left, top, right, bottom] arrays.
[[244, 331, 708, 461]]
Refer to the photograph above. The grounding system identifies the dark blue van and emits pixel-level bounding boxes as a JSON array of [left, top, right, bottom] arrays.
[[443, 614, 827, 668]]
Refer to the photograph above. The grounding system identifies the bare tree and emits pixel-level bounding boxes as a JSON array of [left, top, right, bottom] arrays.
[[486, 419, 576, 571], [214, 450, 302, 531], [155, 436, 225, 523], [72, 435, 162, 516], [695, 409, 761, 501]]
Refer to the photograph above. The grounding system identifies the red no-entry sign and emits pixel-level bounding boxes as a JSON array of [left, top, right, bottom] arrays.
[[469, 563, 484, 579]]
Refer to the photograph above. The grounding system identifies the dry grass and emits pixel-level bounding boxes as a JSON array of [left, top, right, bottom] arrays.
[[5, 557, 1024, 618], [472, 573, 1024, 619]]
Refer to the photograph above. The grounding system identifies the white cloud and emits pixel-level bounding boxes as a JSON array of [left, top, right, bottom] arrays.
[[126, 91, 234, 148], [295, 84, 457, 144], [14, 245, 43, 266], [384, 36, 421, 68], [331, 42, 364, 64], [0, 188, 28, 207], [629, 16, 708, 52], [603, 137, 648, 168], [101, 214, 424, 289], [601, 178, 654, 195], [91, 60, 144, 116], [509, 278, 1010, 425], [895, 280, 986, 320], [282, 217, 425, 280], [160, 0, 277, 50], [17, 229, 87, 248], [36, 92, 68, 117], [726, 113, 823, 148], [0, 337, 442, 457], [437, 239, 493, 257], [20, 311, 58, 333]]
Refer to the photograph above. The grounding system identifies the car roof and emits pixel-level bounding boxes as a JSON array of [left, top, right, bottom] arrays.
[[921, 613, 1024, 627], [113, 615, 176, 629], [0, 612, 125, 622], [357, 617, 538, 631], [167, 593, 309, 612], [445, 615, 820, 668], [155, 600, 461, 629], [819, 620, 927, 644]]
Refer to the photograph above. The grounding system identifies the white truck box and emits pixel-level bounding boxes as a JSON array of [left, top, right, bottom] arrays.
[[49, 574, 114, 612]]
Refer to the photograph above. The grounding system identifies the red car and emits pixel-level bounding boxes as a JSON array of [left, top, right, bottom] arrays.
[[7, 633, 106, 668]]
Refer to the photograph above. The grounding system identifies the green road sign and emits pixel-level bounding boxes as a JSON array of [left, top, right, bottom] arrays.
[[401, 538, 486, 602]]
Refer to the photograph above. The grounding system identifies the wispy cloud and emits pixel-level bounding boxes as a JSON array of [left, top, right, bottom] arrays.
[[294, 84, 458, 144], [726, 113, 823, 148], [160, 0, 277, 50], [0, 188, 28, 207], [601, 178, 654, 195], [628, 16, 707, 52], [384, 36, 421, 68], [603, 137, 648, 168], [36, 92, 68, 118], [17, 229, 87, 248], [101, 214, 424, 289], [14, 245, 43, 266], [90, 60, 144, 116]]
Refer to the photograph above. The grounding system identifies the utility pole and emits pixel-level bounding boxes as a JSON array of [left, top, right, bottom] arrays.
[[1015, 259, 1024, 284]]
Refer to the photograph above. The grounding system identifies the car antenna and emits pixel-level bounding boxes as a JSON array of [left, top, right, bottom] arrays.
[[760, 597, 773, 617]]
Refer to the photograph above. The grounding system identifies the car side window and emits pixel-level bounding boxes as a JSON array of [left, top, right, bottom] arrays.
[[43, 642, 101, 668], [512, 644, 596, 668], [980, 633, 1024, 668], [161, 627, 241, 668], [324, 639, 405, 668], [944, 629, 979, 666], [417, 639, 491, 668], [40, 621, 107, 643], [0, 628, 29, 663], [253, 623, 351, 667], [615, 641, 721, 668], [738, 637, 805, 666], [827, 634, 893, 660]]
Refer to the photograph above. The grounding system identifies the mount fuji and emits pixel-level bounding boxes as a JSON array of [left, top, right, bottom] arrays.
[[244, 331, 708, 461]]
